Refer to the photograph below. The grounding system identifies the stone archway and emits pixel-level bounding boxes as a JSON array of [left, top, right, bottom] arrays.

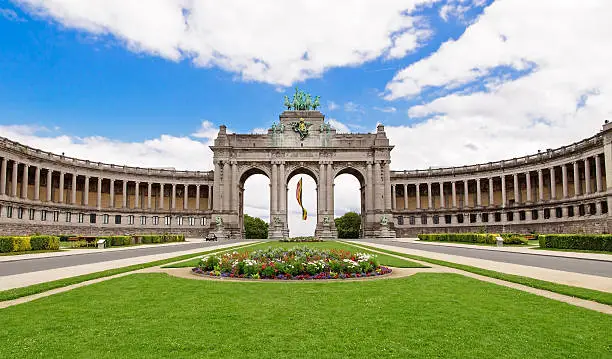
[[237, 166, 271, 239], [209, 109, 395, 240]]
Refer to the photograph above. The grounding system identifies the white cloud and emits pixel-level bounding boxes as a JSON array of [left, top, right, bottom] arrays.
[[0, 8, 26, 21], [439, 0, 486, 22], [344, 101, 364, 113], [327, 101, 339, 111], [373, 106, 397, 113], [382, 0, 612, 169], [251, 128, 268, 135], [16, 0, 439, 86], [327, 118, 351, 133]]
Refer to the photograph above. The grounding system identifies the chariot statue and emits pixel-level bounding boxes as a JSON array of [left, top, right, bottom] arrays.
[[284, 87, 321, 111]]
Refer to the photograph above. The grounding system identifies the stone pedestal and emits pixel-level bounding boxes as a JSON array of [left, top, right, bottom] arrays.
[[268, 216, 287, 240], [315, 214, 337, 240]]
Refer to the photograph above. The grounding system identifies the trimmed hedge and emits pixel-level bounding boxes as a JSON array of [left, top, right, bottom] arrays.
[[30, 235, 60, 251], [136, 234, 185, 244], [539, 234, 612, 252], [0, 236, 32, 253], [417, 233, 527, 245]]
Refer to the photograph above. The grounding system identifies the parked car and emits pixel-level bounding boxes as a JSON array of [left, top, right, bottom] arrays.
[[205, 233, 217, 241]]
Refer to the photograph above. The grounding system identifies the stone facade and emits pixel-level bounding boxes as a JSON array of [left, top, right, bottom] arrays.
[[1, 112, 612, 238]]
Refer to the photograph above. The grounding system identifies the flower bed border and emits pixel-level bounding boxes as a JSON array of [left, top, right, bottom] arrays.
[[191, 266, 393, 281]]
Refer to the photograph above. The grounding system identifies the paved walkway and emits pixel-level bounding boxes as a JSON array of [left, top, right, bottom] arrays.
[[393, 237, 612, 261], [357, 239, 612, 278], [0, 241, 256, 291], [351, 240, 612, 293], [0, 238, 208, 263]]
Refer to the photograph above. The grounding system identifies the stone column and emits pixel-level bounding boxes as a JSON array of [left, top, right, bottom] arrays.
[[501, 175, 506, 207], [415, 183, 421, 209], [147, 182, 152, 209], [21, 164, 29, 199], [58, 171, 65, 203], [327, 163, 334, 214], [232, 162, 239, 212], [207, 185, 212, 210], [135, 182, 140, 209], [561, 164, 568, 198], [319, 163, 326, 212], [122, 180, 128, 208], [549, 167, 556, 200], [83, 176, 89, 206], [488, 177, 494, 206], [538, 169, 544, 201], [391, 184, 396, 210], [97, 177, 102, 208], [439, 182, 445, 208], [279, 162, 286, 215], [427, 182, 433, 209], [171, 183, 177, 209], [365, 162, 372, 212], [526, 172, 532, 203], [71, 174, 77, 204], [584, 158, 591, 195], [11, 161, 18, 197], [463, 180, 469, 208], [195, 185, 200, 210], [383, 162, 391, 211], [159, 183, 164, 209], [476, 178, 482, 206], [223, 161, 231, 211], [403, 184, 408, 209], [573, 161, 581, 197], [213, 161, 222, 210], [34, 166, 40, 201], [512, 173, 519, 204], [595, 154, 602, 192], [451, 181, 457, 208], [109, 178, 114, 207], [47, 170, 53, 202], [374, 161, 383, 210], [0, 157, 6, 196], [183, 184, 189, 210], [270, 163, 277, 214]]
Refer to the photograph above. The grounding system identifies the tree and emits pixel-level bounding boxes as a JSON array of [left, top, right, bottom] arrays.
[[334, 212, 361, 239], [244, 214, 269, 239]]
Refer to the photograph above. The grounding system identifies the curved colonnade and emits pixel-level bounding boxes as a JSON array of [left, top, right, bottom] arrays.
[[391, 123, 612, 235], [0, 136, 214, 236]]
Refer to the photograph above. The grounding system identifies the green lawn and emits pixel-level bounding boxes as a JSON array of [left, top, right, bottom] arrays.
[[0, 243, 256, 302], [163, 241, 426, 269], [350, 242, 612, 306], [0, 272, 610, 358]]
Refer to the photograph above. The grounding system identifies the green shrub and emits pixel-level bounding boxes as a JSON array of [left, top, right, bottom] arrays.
[[417, 233, 497, 244], [0, 236, 32, 253], [539, 234, 612, 252], [30, 235, 60, 250]]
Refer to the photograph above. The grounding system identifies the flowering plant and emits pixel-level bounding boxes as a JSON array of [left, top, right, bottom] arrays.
[[192, 246, 391, 280]]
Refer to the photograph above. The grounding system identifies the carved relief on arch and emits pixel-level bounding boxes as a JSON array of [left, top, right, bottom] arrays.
[[238, 163, 272, 183], [283, 163, 320, 185], [333, 163, 367, 184]]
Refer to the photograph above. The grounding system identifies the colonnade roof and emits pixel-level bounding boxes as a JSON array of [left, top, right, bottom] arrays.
[[392, 132, 603, 178], [0, 135, 213, 178]]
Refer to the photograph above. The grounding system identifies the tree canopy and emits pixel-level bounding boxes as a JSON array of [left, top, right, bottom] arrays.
[[244, 214, 269, 239], [334, 212, 361, 239]]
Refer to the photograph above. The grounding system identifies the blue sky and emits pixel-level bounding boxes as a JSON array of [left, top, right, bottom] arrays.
[[0, 1, 491, 140]]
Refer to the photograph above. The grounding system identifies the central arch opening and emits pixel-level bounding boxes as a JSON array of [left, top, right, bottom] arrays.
[[240, 168, 270, 239], [286, 170, 317, 238]]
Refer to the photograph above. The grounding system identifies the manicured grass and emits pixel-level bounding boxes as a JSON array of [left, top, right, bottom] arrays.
[[0, 273, 610, 358], [163, 241, 426, 269], [0, 243, 256, 302], [350, 242, 612, 306]]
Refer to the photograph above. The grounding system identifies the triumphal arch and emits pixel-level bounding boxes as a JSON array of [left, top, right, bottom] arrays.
[[210, 89, 395, 240]]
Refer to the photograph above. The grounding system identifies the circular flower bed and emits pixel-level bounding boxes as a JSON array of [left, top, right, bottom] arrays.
[[192, 246, 392, 280]]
